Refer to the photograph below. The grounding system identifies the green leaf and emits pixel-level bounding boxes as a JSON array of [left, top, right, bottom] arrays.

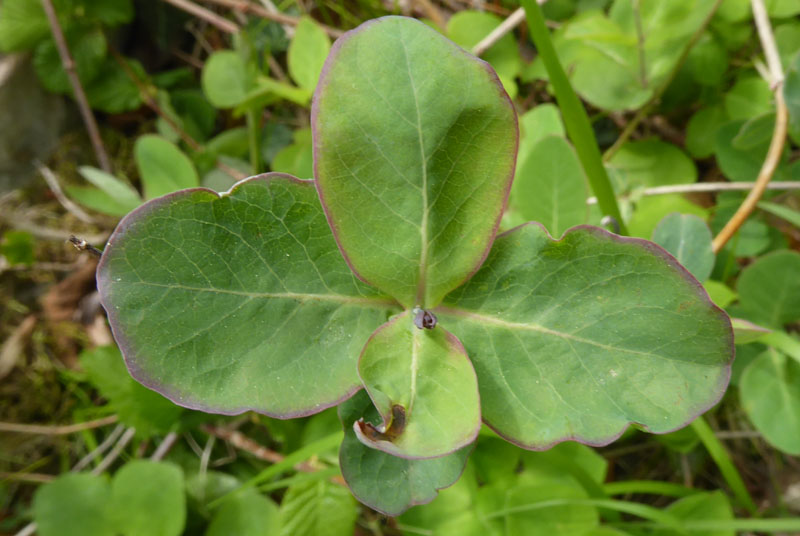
[[84, 57, 145, 114], [202, 50, 249, 108], [714, 120, 790, 182], [651, 213, 714, 282], [686, 105, 727, 159], [736, 250, 800, 327], [287, 16, 331, 92], [628, 195, 708, 239], [111, 461, 186, 536], [278, 479, 357, 536], [206, 492, 281, 536], [78, 166, 142, 212], [0, 0, 49, 52], [724, 75, 772, 120], [740, 349, 800, 455], [653, 491, 734, 536], [81, 0, 134, 25], [510, 136, 588, 238], [33, 473, 114, 536], [236, 77, 312, 112], [502, 483, 599, 536], [34, 29, 107, 94], [337, 390, 471, 515], [66, 186, 137, 217], [0, 230, 35, 266], [730, 318, 771, 345], [703, 280, 737, 309], [80, 346, 183, 436], [785, 50, 800, 145], [607, 139, 697, 193], [759, 200, 800, 228], [356, 311, 480, 458], [517, 104, 566, 164], [766, 0, 800, 18], [687, 35, 727, 87], [447, 11, 522, 96], [437, 224, 733, 449], [134, 134, 199, 199], [97, 175, 398, 417], [313, 17, 517, 308], [271, 128, 313, 178]]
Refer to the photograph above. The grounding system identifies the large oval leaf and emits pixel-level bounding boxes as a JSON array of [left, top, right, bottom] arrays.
[[97, 174, 399, 417], [356, 311, 480, 458], [313, 16, 517, 309], [436, 223, 733, 449], [338, 390, 472, 516]]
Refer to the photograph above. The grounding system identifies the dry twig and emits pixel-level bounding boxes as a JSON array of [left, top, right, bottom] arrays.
[[40, 0, 112, 173], [199, 0, 343, 38], [161, 0, 240, 34], [711, 0, 788, 253], [38, 164, 95, 224], [0, 415, 119, 435]]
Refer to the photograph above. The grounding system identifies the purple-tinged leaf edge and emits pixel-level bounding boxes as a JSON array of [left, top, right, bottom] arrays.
[[437, 221, 735, 451], [97, 172, 373, 419], [311, 15, 519, 306]]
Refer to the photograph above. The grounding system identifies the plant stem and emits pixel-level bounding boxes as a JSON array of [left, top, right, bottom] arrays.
[[585, 181, 800, 204], [246, 109, 262, 173], [520, 0, 627, 234], [711, 0, 788, 254], [40, 0, 112, 174], [199, 0, 343, 38], [0, 415, 118, 435], [690, 417, 757, 514], [160, 0, 240, 34], [602, 0, 724, 162], [632, 0, 648, 88]]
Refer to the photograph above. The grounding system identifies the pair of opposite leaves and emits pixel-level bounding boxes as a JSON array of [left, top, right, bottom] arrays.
[[98, 17, 733, 465]]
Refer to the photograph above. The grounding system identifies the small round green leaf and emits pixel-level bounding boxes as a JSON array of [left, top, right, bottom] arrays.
[[33, 473, 114, 536], [202, 50, 249, 109], [740, 349, 800, 455], [736, 250, 800, 328], [607, 139, 697, 193], [356, 311, 480, 458], [651, 213, 714, 282], [135, 134, 199, 200], [338, 390, 471, 516], [438, 223, 733, 449], [279, 479, 357, 536], [111, 461, 186, 536], [313, 16, 517, 308], [97, 175, 398, 417], [206, 492, 280, 536], [510, 136, 588, 238], [288, 16, 331, 92]]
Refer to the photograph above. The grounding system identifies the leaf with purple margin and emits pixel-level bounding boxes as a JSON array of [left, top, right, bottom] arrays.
[[436, 223, 733, 449], [355, 310, 480, 458], [338, 390, 472, 516], [312, 16, 517, 309], [97, 174, 400, 418]]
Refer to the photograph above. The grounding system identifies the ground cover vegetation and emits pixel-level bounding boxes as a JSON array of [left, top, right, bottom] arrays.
[[1, 0, 800, 534]]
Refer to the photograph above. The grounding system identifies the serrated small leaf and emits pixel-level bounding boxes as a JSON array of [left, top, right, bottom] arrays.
[[34, 29, 107, 94], [80, 345, 183, 435], [206, 491, 280, 536], [313, 16, 517, 308], [81, 0, 135, 25], [741, 348, 800, 455], [0, 0, 49, 52], [288, 16, 330, 92], [85, 57, 145, 114], [33, 473, 114, 536], [97, 175, 398, 417], [356, 311, 480, 458], [736, 250, 800, 327], [651, 213, 714, 282], [279, 479, 357, 536], [437, 223, 733, 449], [134, 134, 199, 199], [338, 390, 471, 516], [111, 461, 185, 536]]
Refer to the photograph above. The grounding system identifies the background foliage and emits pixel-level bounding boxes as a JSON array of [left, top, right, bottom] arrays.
[[1, 0, 800, 534]]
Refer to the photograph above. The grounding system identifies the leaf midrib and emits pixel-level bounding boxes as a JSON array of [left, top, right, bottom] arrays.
[[125, 281, 398, 307], [436, 305, 721, 365]]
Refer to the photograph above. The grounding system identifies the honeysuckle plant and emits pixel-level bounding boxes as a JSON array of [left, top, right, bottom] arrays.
[[97, 16, 734, 515]]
